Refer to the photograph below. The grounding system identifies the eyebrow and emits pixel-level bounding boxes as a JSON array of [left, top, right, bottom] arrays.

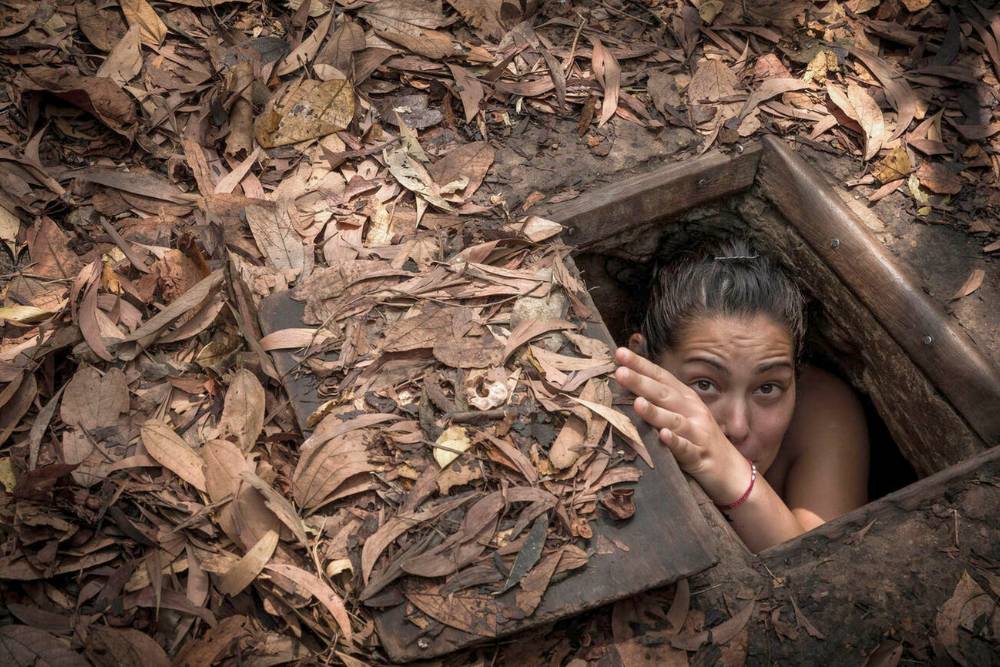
[[683, 356, 793, 375]]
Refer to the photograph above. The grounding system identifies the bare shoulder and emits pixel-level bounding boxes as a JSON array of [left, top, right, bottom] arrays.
[[782, 365, 870, 527]]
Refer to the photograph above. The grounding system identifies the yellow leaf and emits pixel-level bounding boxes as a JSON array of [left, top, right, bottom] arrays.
[[119, 0, 167, 47], [433, 425, 471, 469], [0, 458, 15, 492], [0, 304, 58, 325]]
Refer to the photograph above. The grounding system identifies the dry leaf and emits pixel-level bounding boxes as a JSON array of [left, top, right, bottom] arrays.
[[266, 563, 353, 642], [426, 141, 494, 200], [951, 269, 985, 301], [568, 397, 653, 468], [140, 419, 207, 492], [218, 369, 266, 452], [433, 425, 472, 469], [119, 0, 167, 47], [96, 25, 143, 86], [255, 79, 355, 148], [688, 58, 739, 103], [358, 0, 455, 59], [218, 530, 279, 596], [591, 37, 621, 127], [245, 204, 305, 279], [275, 12, 334, 77]]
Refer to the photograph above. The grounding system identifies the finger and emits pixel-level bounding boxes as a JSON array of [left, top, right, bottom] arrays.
[[615, 347, 690, 395], [659, 428, 703, 472], [634, 397, 685, 432], [614, 366, 689, 412]]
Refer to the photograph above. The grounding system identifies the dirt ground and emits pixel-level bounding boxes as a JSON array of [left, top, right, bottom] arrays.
[[2, 0, 1000, 665]]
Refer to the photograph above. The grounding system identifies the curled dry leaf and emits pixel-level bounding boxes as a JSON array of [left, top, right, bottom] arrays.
[[826, 82, 885, 161], [951, 269, 985, 301], [85, 626, 171, 667], [218, 530, 279, 596], [590, 37, 621, 127], [265, 563, 353, 643], [568, 396, 653, 468], [140, 419, 207, 492]]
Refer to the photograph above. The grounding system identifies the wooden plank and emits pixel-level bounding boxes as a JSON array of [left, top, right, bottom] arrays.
[[758, 135, 1000, 445], [681, 445, 1000, 663], [544, 145, 762, 250], [256, 254, 719, 663], [739, 193, 985, 474]]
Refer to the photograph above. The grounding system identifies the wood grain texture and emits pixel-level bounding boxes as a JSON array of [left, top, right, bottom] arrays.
[[257, 254, 719, 662], [543, 145, 762, 250], [759, 135, 1000, 445], [739, 193, 985, 475]]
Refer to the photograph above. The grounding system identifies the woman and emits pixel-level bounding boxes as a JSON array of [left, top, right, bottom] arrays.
[[615, 238, 869, 553]]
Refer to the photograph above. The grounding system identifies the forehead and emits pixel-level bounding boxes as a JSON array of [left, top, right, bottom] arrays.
[[669, 313, 794, 362]]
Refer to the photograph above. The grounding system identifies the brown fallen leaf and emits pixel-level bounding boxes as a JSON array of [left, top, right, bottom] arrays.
[[426, 141, 494, 200], [95, 25, 143, 86], [358, 0, 455, 59], [951, 269, 985, 301], [0, 625, 90, 667], [218, 530, 279, 596], [255, 79, 355, 148], [275, 11, 333, 76], [218, 369, 266, 452], [119, 0, 167, 47], [935, 571, 990, 667], [739, 78, 812, 120], [265, 563, 353, 643], [916, 162, 962, 195], [140, 419, 207, 492], [591, 37, 621, 127], [568, 396, 653, 468]]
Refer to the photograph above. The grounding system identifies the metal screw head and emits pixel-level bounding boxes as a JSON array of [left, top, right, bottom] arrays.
[[923, 335, 934, 345], [831, 239, 841, 249]]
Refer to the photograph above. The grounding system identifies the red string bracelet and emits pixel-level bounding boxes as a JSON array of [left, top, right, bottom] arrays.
[[716, 458, 757, 512]]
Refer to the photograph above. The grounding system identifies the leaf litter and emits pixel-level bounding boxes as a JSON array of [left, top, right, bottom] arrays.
[[1, 0, 998, 663]]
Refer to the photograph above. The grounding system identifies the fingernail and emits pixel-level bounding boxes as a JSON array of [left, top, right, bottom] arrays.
[[616, 367, 628, 379], [635, 397, 646, 410]]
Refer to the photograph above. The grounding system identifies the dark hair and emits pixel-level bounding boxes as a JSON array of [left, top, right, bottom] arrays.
[[640, 238, 805, 362]]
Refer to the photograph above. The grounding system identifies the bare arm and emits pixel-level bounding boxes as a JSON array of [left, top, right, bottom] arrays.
[[615, 349, 869, 553]]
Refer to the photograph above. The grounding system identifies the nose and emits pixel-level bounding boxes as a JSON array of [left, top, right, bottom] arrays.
[[718, 397, 751, 446]]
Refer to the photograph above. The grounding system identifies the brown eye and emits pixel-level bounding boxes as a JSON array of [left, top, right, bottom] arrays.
[[692, 380, 715, 393]]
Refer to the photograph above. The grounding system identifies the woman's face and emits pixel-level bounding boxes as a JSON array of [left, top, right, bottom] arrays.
[[650, 313, 797, 474]]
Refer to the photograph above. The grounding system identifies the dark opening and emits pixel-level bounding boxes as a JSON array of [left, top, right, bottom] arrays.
[[574, 222, 919, 503]]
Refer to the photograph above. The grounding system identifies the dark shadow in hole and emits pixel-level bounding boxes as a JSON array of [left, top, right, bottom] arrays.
[[575, 241, 918, 502]]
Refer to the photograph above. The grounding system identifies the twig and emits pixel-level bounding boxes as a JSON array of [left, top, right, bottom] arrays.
[[447, 408, 510, 423]]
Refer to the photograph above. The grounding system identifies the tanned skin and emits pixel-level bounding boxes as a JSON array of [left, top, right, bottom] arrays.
[[618, 314, 869, 553]]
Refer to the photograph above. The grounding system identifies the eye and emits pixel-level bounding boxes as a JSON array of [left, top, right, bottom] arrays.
[[691, 379, 716, 393], [756, 382, 782, 396]]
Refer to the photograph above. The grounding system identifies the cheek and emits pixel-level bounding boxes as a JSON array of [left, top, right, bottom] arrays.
[[750, 399, 796, 449]]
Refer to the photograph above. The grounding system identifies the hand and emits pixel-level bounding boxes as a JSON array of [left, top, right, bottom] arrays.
[[613, 347, 749, 504]]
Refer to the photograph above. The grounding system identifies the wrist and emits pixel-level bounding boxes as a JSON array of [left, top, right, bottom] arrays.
[[701, 450, 755, 506], [715, 458, 756, 511]]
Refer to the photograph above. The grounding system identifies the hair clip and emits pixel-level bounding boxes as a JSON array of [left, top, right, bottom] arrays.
[[713, 254, 759, 261]]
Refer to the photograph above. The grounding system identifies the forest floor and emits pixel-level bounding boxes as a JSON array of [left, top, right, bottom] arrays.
[[1, 0, 999, 665]]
